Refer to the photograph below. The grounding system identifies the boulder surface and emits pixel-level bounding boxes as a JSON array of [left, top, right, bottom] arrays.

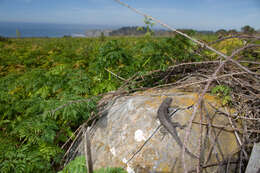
[[78, 88, 239, 173]]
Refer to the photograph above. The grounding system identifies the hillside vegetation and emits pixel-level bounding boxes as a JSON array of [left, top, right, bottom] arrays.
[[0, 34, 259, 172]]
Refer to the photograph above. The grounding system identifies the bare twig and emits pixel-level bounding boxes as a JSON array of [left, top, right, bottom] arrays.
[[228, 44, 260, 77], [152, 71, 247, 90], [84, 127, 93, 173], [114, 0, 260, 79], [192, 121, 260, 134], [61, 2, 260, 171], [207, 102, 260, 121], [182, 43, 260, 173], [51, 99, 91, 115], [225, 107, 248, 160], [239, 61, 260, 65], [125, 123, 161, 165], [188, 161, 238, 173], [61, 125, 82, 149], [63, 126, 83, 164], [125, 108, 182, 165], [196, 103, 203, 173], [105, 68, 127, 81], [118, 72, 139, 90]]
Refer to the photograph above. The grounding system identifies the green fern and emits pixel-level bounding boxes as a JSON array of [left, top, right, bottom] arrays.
[[0, 36, 202, 172]]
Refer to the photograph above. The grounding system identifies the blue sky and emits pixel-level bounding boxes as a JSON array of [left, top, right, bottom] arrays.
[[0, 0, 259, 30]]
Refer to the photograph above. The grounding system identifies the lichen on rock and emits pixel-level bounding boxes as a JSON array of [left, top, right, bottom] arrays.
[[75, 88, 240, 173]]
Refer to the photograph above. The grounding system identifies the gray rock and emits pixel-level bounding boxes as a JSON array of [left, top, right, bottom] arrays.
[[245, 143, 260, 173], [77, 88, 240, 172]]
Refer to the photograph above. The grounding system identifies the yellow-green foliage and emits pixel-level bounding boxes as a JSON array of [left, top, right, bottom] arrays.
[[0, 36, 200, 172], [213, 37, 243, 55], [201, 37, 244, 59], [211, 85, 232, 106], [0, 35, 258, 172]]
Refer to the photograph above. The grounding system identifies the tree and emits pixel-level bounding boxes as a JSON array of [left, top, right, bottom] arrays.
[[216, 29, 227, 38], [241, 25, 255, 35], [16, 29, 21, 38], [228, 29, 238, 35]]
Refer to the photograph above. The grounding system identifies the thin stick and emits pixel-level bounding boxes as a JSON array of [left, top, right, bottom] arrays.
[[124, 60, 259, 85], [114, 0, 218, 55], [153, 71, 247, 89], [50, 98, 94, 116], [197, 103, 203, 173], [105, 68, 126, 81], [239, 60, 260, 65], [204, 127, 224, 165], [63, 126, 83, 163], [125, 123, 161, 165], [207, 102, 260, 121], [125, 108, 180, 165], [192, 121, 260, 134], [61, 125, 82, 149], [228, 44, 260, 77], [84, 127, 93, 173], [182, 44, 260, 173], [225, 107, 248, 160], [118, 73, 139, 90], [188, 161, 238, 173], [113, 0, 260, 78]]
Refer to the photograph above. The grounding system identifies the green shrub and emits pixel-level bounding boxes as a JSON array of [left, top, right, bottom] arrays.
[[0, 36, 216, 172], [211, 85, 232, 106]]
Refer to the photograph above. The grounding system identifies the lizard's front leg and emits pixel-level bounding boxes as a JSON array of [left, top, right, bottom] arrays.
[[171, 122, 186, 130]]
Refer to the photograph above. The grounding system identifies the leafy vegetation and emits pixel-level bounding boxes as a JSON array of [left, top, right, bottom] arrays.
[[0, 36, 200, 172], [241, 25, 256, 35], [211, 85, 232, 106], [59, 156, 126, 173], [0, 33, 259, 172]]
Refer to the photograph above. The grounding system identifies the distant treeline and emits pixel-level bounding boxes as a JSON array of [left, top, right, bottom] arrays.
[[109, 26, 148, 36], [108, 26, 197, 36], [107, 25, 259, 37], [1, 25, 259, 38]]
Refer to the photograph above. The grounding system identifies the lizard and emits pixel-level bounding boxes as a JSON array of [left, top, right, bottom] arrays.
[[157, 97, 197, 159]]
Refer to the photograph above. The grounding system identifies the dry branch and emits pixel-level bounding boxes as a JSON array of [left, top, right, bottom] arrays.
[[60, 2, 260, 172], [105, 68, 126, 81], [84, 127, 93, 173], [113, 0, 259, 80], [112, 9, 260, 165]]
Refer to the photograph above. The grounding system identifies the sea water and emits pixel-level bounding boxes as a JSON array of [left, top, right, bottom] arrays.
[[0, 22, 109, 38]]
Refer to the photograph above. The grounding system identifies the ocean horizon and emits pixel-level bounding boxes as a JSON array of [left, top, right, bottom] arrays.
[[0, 22, 116, 38]]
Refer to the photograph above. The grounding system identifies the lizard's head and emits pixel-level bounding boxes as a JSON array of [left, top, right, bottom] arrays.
[[164, 97, 173, 104]]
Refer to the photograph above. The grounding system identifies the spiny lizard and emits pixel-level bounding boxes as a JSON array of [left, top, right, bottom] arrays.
[[157, 97, 197, 159]]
